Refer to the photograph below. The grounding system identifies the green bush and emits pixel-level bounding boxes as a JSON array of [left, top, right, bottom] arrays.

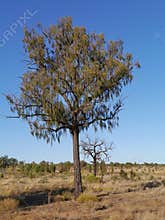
[[0, 173, 4, 178], [85, 174, 100, 183], [77, 193, 98, 203], [61, 191, 73, 201]]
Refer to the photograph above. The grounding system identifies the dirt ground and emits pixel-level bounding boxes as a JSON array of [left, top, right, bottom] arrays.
[[0, 166, 165, 220]]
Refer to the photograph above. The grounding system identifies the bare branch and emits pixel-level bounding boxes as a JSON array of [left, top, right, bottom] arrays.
[[80, 136, 113, 176]]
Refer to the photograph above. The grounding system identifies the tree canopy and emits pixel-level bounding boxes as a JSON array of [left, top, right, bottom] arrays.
[[7, 17, 139, 142]]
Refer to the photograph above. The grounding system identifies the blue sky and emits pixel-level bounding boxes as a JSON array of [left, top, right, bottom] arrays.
[[0, 0, 165, 163]]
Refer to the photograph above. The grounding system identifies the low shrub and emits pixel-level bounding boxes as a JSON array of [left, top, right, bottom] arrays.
[[0, 173, 4, 178], [92, 186, 103, 193], [119, 169, 128, 180], [85, 174, 100, 183], [130, 170, 136, 180], [77, 193, 98, 203], [61, 191, 73, 201]]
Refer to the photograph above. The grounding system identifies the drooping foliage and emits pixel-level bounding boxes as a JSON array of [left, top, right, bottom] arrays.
[[7, 17, 139, 143]]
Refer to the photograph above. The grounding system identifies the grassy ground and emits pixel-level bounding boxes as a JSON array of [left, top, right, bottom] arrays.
[[0, 164, 165, 219]]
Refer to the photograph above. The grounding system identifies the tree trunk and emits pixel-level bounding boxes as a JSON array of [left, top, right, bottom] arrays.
[[72, 129, 83, 197], [93, 157, 97, 176]]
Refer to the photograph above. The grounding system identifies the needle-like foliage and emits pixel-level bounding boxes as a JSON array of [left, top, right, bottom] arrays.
[[6, 17, 139, 195]]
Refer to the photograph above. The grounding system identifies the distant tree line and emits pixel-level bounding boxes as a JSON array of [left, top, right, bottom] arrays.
[[0, 155, 163, 179], [0, 155, 18, 169], [0, 156, 91, 178]]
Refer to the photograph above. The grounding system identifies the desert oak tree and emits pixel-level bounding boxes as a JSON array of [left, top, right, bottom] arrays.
[[6, 17, 139, 196], [80, 136, 112, 176]]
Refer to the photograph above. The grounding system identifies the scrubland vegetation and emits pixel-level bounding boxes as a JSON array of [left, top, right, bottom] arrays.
[[0, 156, 165, 219]]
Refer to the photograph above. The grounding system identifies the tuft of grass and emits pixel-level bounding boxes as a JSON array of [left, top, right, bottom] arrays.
[[85, 174, 100, 183], [0, 173, 4, 178], [0, 198, 19, 212], [61, 191, 73, 201], [77, 193, 98, 203], [92, 186, 103, 193]]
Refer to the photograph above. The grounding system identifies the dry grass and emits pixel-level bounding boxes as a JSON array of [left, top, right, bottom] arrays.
[[0, 174, 73, 197], [77, 192, 98, 203], [0, 165, 165, 219], [0, 198, 19, 213]]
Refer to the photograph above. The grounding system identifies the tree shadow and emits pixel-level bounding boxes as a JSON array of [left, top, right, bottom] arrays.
[[18, 187, 74, 207]]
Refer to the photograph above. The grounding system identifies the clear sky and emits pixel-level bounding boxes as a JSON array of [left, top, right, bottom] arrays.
[[0, 0, 165, 163]]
